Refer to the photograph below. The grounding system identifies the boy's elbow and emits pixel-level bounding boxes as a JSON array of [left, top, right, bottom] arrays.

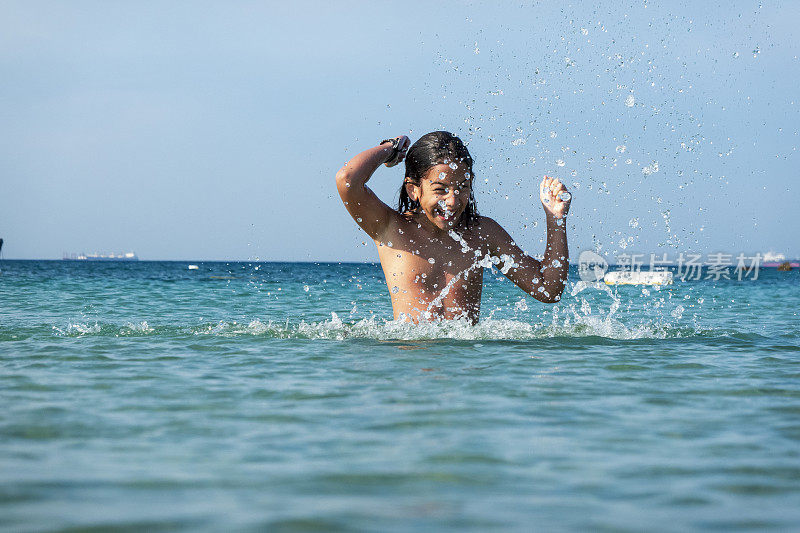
[[335, 168, 352, 194], [537, 286, 565, 304]]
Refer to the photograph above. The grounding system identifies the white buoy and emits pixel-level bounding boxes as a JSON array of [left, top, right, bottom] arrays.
[[604, 270, 673, 286], [188, 264, 199, 270]]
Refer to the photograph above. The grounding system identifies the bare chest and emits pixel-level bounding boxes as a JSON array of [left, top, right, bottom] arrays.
[[375, 223, 486, 319]]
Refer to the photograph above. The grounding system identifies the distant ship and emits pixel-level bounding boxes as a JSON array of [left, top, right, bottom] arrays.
[[762, 251, 799, 269], [62, 252, 139, 261]]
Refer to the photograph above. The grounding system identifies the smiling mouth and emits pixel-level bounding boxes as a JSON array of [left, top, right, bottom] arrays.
[[434, 208, 458, 221]]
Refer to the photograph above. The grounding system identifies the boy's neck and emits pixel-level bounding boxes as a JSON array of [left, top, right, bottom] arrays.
[[412, 212, 467, 238]]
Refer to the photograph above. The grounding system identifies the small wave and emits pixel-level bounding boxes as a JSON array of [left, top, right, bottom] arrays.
[[52, 321, 155, 337], [52, 322, 103, 336]]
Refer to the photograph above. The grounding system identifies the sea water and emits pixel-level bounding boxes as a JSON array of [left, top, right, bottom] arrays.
[[1, 260, 799, 531]]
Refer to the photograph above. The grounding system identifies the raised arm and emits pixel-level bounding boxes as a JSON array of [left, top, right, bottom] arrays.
[[335, 136, 410, 240], [481, 176, 570, 303]]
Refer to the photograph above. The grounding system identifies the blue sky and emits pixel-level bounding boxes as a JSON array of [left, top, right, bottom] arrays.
[[2, 1, 798, 261]]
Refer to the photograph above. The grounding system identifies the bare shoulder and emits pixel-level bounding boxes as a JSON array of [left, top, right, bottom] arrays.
[[474, 216, 514, 245], [375, 209, 414, 243], [474, 215, 501, 232]]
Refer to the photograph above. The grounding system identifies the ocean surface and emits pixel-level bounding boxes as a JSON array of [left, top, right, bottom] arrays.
[[1, 259, 799, 532]]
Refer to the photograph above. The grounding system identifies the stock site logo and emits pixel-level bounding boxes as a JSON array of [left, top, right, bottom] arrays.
[[578, 250, 608, 282]]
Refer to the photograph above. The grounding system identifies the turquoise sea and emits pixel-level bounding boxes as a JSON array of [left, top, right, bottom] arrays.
[[1, 259, 799, 532]]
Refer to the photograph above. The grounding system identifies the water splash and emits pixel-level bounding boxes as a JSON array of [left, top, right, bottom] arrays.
[[49, 311, 693, 341]]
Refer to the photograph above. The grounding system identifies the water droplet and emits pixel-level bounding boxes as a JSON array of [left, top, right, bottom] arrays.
[[556, 159, 565, 167], [391, 286, 399, 294], [428, 257, 436, 264], [558, 191, 571, 201], [733, 51, 740, 58], [642, 161, 659, 175], [449, 162, 458, 169], [550, 131, 557, 138], [625, 94, 635, 107], [581, 27, 588, 35], [387, 241, 393, 247], [615, 144, 627, 153], [356, 217, 362, 222], [303, 285, 310, 292], [629, 218, 640, 228]]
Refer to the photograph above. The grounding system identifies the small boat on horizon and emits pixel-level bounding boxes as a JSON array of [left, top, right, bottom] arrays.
[[62, 251, 139, 261], [761, 251, 798, 269]]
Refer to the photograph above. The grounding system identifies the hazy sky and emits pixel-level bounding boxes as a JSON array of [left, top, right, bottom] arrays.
[[2, 1, 798, 261]]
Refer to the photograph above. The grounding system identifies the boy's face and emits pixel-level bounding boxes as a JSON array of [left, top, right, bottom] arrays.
[[410, 162, 473, 231]]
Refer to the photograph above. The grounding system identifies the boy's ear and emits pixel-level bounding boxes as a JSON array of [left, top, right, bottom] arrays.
[[405, 180, 419, 201]]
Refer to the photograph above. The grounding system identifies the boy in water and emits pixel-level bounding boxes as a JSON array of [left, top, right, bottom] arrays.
[[335, 131, 570, 323]]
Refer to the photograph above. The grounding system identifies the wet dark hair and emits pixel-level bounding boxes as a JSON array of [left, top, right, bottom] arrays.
[[398, 131, 479, 228]]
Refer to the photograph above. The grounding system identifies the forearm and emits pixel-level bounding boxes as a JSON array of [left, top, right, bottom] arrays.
[[335, 143, 395, 192], [540, 214, 569, 300]]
